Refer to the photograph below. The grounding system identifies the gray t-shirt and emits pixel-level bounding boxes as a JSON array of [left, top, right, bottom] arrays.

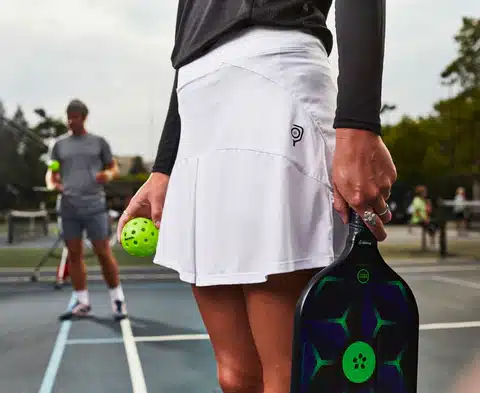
[[51, 133, 113, 218]]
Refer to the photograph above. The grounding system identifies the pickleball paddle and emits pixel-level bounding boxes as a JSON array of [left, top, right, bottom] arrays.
[[290, 211, 419, 393]]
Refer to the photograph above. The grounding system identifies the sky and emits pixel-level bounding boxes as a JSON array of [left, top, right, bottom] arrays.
[[0, 0, 478, 161]]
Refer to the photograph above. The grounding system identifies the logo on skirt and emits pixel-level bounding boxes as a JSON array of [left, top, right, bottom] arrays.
[[291, 125, 304, 147]]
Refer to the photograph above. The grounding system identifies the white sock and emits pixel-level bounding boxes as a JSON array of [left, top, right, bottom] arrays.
[[75, 290, 89, 305], [109, 285, 125, 303]]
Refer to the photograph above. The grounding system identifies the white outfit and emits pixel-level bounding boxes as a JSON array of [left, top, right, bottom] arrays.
[[153, 27, 348, 286]]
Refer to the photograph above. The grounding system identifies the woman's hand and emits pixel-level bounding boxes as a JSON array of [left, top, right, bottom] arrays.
[[117, 173, 170, 240], [333, 129, 397, 241]]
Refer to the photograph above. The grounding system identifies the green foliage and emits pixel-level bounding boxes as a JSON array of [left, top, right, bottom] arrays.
[[128, 155, 148, 175], [115, 173, 150, 183], [440, 17, 479, 92], [32, 108, 68, 139], [0, 106, 48, 190]]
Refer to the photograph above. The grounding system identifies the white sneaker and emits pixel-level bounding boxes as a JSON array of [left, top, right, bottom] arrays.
[[112, 300, 128, 321]]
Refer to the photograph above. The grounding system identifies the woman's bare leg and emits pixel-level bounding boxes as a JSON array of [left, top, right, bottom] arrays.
[[192, 285, 263, 393], [243, 269, 320, 393]]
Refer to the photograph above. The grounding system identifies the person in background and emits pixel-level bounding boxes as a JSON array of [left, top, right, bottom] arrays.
[[453, 187, 468, 237], [46, 99, 127, 321], [409, 185, 429, 231], [425, 196, 441, 248]]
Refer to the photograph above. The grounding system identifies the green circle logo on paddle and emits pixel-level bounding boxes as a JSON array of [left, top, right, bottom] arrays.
[[342, 341, 376, 383], [357, 269, 370, 284]]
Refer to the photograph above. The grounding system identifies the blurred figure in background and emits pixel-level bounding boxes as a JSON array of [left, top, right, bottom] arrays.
[[453, 186, 468, 237], [408, 185, 429, 233], [425, 196, 441, 248], [46, 99, 126, 321]]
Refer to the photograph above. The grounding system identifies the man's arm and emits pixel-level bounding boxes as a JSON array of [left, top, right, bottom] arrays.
[[98, 138, 119, 183], [151, 71, 180, 176], [333, 0, 386, 134], [45, 170, 58, 190], [103, 159, 120, 181], [45, 142, 62, 191]]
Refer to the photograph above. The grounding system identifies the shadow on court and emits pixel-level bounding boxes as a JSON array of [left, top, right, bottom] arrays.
[[0, 262, 479, 393]]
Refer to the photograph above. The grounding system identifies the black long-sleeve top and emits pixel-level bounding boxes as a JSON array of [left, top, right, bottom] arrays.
[[152, 0, 386, 175]]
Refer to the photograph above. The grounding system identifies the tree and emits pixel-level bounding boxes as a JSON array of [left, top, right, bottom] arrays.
[[380, 103, 397, 115], [33, 108, 68, 139], [128, 156, 148, 175], [440, 17, 479, 94], [10, 106, 48, 189], [0, 101, 20, 187], [438, 17, 480, 175]]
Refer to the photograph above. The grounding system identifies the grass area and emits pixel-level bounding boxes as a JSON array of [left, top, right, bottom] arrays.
[[0, 245, 153, 268]]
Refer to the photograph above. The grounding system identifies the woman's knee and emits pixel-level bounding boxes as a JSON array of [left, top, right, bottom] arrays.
[[217, 361, 263, 393]]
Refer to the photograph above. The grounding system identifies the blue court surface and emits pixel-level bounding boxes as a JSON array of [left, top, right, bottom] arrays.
[[0, 261, 479, 393]]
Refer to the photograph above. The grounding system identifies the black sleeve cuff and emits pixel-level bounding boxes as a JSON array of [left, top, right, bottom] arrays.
[[333, 119, 382, 135]]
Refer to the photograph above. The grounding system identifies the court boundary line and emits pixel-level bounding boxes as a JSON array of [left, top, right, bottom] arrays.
[[431, 275, 480, 290], [121, 318, 148, 393], [420, 321, 480, 330], [38, 294, 75, 393]]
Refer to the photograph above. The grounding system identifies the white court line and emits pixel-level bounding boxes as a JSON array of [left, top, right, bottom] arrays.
[[431, 275, 480, 290], [67, 338, 124, 345], [135, 334, 210, 342], [120, 318, 148, 393], [38, 294, 75, 393], [420, 321, 480, 330]]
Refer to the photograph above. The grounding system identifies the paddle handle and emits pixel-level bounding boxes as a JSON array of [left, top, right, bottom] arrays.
[[348, 210, 366, 230], [347, 209, 377, 242]]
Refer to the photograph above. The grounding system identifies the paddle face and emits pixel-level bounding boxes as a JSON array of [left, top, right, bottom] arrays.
[[290, 213, 419, 393]]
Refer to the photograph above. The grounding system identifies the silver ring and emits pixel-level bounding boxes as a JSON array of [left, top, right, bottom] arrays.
[[122, 210, 131, 217], [363, 210, 377, 227], [378, 205, 390, 217]]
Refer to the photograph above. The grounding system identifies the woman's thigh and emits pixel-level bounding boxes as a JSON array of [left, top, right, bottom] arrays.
[[243, 269, 321, 393], [192, 284, 263, 393]]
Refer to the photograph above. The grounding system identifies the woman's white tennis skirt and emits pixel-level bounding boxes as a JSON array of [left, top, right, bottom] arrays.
[[153, 27, 348, 286]]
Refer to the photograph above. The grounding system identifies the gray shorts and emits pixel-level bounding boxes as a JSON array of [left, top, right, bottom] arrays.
[[60, 212, 111, 242]]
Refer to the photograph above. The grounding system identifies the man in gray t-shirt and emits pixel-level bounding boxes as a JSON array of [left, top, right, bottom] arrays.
[[47, 99, 127, 321]]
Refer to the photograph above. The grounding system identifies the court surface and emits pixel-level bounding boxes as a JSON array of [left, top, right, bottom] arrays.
[[1, 261, 479, 393]]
